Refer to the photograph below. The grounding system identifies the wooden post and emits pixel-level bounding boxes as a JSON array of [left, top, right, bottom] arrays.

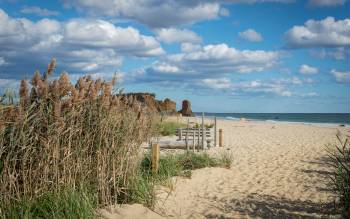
[[202, 112, 205, 150], [151, 144, 160, 173], [186, 118, 189, 151], [219, 129, 223, 147], [192, 130, 195, 152], [214, 117, 217, 147], [197, 127, 200, 151], [179, 129, 182, 140]]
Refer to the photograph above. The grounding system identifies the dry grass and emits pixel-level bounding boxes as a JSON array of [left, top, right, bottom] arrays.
[[0, 59, 156, 214]]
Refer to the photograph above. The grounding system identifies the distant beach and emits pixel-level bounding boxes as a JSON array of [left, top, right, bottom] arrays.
[[194, 113, 350, 126]]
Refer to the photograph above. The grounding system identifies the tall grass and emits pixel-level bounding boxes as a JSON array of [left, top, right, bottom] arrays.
[[0, 60, 155, 216], [326, 133, 350, 217]]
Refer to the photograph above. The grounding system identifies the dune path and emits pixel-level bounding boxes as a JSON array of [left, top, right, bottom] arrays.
[[154, 119, 348, 218]]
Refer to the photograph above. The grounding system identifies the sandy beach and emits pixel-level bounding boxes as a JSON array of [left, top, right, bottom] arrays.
[[102, 117, 349, 219]]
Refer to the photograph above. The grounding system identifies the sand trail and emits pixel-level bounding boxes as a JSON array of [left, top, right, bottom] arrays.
[[154, 119, 346, 218]]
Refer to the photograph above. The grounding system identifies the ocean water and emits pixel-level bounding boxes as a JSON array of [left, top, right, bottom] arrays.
[[193, 113, 350, 126]]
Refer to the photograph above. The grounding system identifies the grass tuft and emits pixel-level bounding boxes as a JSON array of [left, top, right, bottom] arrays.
[[156, 121, 186, 136], [326, 133, 350, 217], [0, 188, 96, 219]]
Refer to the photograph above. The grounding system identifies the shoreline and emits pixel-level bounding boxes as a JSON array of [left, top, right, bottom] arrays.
[[189, 115, 350, 128]]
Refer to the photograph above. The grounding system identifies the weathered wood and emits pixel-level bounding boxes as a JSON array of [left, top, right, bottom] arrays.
[[192, 130, 195, 152], [179, 129, 182, 140], [214, 117, 217, 147], [197, 127, 200, 152], [202, 112, 205, 150], [151, 144, 160, 173], [186, 118, 189, 151], [219, 129, 223, 147]]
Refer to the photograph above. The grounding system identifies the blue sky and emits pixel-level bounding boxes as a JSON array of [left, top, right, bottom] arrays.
[[0, 0, 349, 113]]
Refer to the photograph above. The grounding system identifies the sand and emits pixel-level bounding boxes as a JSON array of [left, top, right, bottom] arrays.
[[103, 118, 349, 219]]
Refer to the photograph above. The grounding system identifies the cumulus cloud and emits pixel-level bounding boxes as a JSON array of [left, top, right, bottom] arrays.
[[62, 0, 294, 28], [299, 64, 319, 75], [63, 0, 221, 28], [331, 69, 350, 83], [21, 6, 60, 17], [308, 0, 346, 7], [155, 28, 202, 44], [239, 29, 263, 42], [284, 17, 350, 48], [180, 43, 202, 53], [0, 9, 163, 79], [145, 44, 280, 80]]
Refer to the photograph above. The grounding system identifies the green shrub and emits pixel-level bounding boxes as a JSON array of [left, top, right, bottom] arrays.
[[326, 133, 350, 217]]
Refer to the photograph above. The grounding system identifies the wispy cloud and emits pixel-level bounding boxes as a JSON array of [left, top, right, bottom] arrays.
[[331, 69, 350, 83], [308, 0, 347, 7], [21, 6, 60, 17]]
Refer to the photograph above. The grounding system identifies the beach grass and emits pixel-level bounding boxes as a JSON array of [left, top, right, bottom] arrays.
[[0, 187, 96, 219], [156, 121, 186, 136], [326, 133, 350, 217], [0, 60, 155, 217]]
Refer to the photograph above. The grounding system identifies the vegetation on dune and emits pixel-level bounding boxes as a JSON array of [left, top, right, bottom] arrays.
[[156, 121, 186, 136], [0, 59, 155, 218], [326, 132, 350, 217]]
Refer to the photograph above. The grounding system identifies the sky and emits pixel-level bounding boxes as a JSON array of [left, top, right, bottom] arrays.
[[0, 0, 349, 113]]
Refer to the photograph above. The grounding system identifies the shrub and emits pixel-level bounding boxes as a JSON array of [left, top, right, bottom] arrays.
[[326, 133, 350, 217]]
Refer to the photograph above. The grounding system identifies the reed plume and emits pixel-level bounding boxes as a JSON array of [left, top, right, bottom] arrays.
[[0, 60, 155, 212]]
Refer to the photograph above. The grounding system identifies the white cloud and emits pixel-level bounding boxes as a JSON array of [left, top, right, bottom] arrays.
[[201, 78, 232, 89], [0, 9, 163, 77], [239, 29, 263, 42], [180, 43, 202, 53], [331, 69, 350, 83], [63, 0, 221, 28], [155, 28, 202, 44], [299, 64, 319, 75], [64, 19, 164, 57], [21, 6, 60, 17], [285, 17, 350, 48], [152, 62, 180, 73], [62, 0, 294, 28], [148, 43, 280, 77], [308, 0, 346, 7]]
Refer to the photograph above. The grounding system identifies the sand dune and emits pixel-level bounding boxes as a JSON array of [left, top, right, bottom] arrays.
[[153, 118, 347, 218]]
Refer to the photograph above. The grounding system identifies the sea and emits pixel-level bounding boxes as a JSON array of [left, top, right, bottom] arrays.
[[193, 113, 350, 126]]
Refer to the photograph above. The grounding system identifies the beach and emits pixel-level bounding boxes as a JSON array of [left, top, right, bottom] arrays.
[[105, 117, 349, 219]]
